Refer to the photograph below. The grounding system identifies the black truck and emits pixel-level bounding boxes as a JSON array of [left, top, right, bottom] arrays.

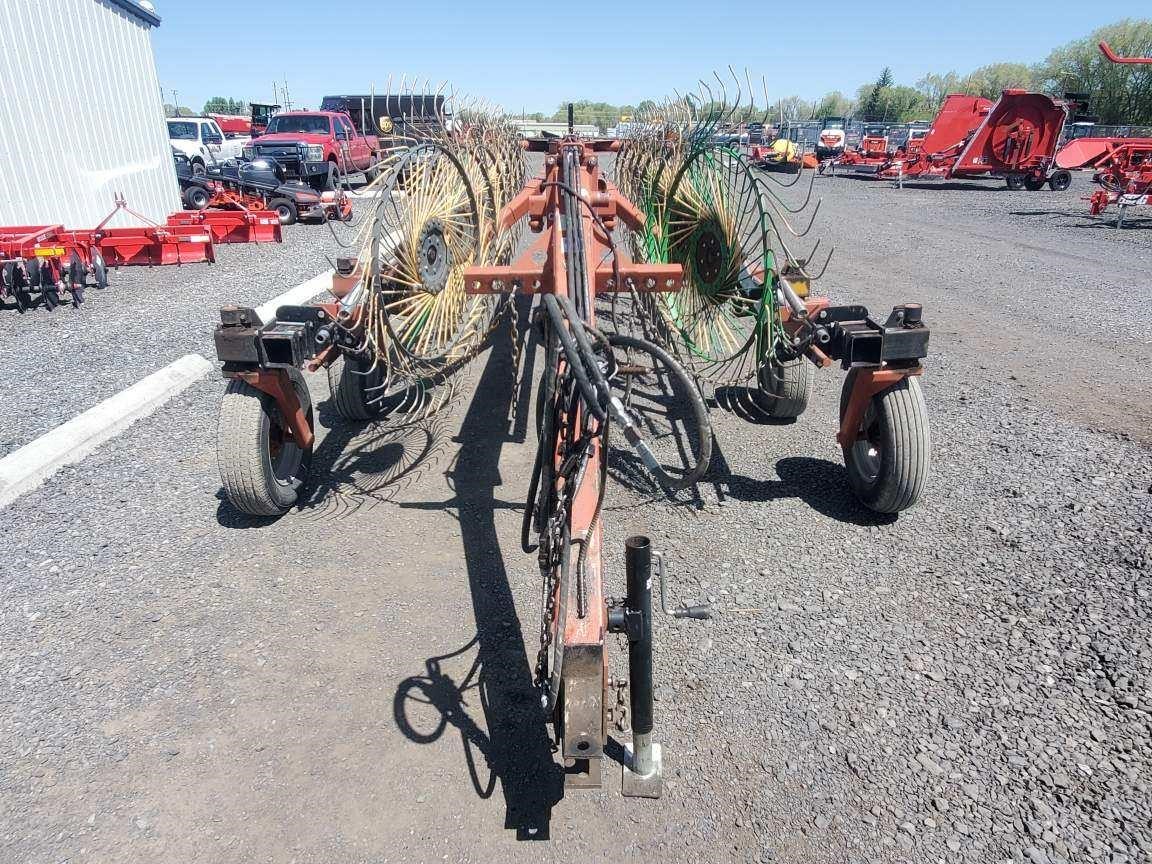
[[320, 94, 448, 148]]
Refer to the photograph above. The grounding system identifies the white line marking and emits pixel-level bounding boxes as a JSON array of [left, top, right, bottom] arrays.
[[0, 267, 340, 510], [254, 269, 333, 323], [0, 354, 215, 510]]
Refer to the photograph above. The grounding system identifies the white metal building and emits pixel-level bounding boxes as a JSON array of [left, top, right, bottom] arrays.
[[0, 0, 180, 228]]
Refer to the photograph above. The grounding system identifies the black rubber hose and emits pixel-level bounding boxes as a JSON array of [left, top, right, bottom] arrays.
[[522, 320, 561, 553], [606, 332, 713, 490], [541, 294, 606, 422]]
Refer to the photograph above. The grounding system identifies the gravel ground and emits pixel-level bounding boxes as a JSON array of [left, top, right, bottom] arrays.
[[0, 170, 1149, 864], [0, 221, 350, 458]]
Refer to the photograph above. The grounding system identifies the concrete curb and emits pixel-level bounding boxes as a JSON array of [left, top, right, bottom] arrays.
[[0, 354, 215, 510], [0, 268, 336, 511], [254, 268, 333, 323]]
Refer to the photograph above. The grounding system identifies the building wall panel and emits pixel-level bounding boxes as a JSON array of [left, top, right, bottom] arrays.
[[0, 0, 179, 228]]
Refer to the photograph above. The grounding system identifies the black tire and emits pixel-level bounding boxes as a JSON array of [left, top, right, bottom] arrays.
[[268, 197, 298, 226], [327, 354, 389, 420], [1048, 170, 1072, 192], [839, 369, 930, 513], [184, 185, 211, 210], [1005, 174, 1026, 191], [753, 355, 814, 419], [191, 159, 206, 176], [327, 160, 341, 190], [1023, 175, 1046, 191], [363, 158, 380, 183], [217, 370, 314, 516]]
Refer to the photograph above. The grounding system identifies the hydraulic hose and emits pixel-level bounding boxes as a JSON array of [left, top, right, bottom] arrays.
[[553, 295, 694, 492], [541, 294, 607, 422]]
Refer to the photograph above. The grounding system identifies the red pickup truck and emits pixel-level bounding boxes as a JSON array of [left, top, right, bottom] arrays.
[[243, 111, 381, 187]]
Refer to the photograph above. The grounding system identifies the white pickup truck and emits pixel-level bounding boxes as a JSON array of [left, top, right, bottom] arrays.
[[167, 117, 248, 173]]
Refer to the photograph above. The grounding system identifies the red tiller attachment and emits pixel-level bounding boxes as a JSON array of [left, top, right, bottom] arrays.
[[167, 210, 283, 245], [68, 197, 215, 266]]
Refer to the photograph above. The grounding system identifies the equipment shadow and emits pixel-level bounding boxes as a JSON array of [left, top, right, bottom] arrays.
[[215, 385, 455, 528], [707, 442, 898, 527], [392, 300, 564, 840]]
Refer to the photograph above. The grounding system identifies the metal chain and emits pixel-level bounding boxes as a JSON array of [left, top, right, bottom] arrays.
[[534, 504, 566, 696], [506, 291, 524, 424]]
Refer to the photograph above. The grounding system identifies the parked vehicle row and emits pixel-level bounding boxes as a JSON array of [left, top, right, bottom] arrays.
[[167, 117, 248, 173]]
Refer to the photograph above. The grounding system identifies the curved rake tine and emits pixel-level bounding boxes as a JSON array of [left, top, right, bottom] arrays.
[[805, 238, 821, 265], [759, 186, 821, 239], [772, 155, 809, 189], [725, 66, 742, 120], [804, 246, 835, 281], [759, 162, 816, 206]]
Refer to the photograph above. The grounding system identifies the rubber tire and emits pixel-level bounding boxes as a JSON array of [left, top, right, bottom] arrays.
[[1005, 174, 1026, 191], [268, 197, 298, 225], [191, 159, 206, 176], [839, 369, 930, 514], [217, 371, 313, 516], [363, 158, 379, 183], [328, 354, 387, 420], [1023, 175, 1046, 191], [753, 356, 814, 419], [1048, 170, 1071, 192], [327, 160, 341, 191], [184, 185, 211, 210]]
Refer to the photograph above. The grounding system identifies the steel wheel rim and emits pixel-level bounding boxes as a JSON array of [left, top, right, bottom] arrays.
[[852, 401, 882, 483], [268, 406, 303, 486]]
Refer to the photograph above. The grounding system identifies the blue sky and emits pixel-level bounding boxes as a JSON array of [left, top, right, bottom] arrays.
[[152, 1, 1124, 113]]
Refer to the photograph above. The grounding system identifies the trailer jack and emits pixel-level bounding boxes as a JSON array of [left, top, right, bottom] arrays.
[[609, 536, 710, 798]]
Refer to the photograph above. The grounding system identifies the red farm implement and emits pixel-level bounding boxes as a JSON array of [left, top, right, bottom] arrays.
[[74, 198, 215, 267], [1, 199, 216, 312], [167, 186, 283, 246], [0, 225, 105, 311], [826, 124, 898, 175], [875, 92, 1072, 190], [1069, 42, 1152, 226]]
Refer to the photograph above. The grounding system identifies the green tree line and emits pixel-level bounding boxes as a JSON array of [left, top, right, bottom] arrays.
[[203, 96, 250, 116], [818, 19, 1152, 124], [511, 19, 1151, 127]]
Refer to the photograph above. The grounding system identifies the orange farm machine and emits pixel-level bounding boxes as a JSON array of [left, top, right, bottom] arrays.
[[824, 123, 899, 175], [1055, 42, 1152, 226], [825, 92, 1073, 190], [208, 81, 933, 800]]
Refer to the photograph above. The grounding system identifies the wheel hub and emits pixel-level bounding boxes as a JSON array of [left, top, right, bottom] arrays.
[[692, 225, 725, 287], [417, 219, 451, 295]]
